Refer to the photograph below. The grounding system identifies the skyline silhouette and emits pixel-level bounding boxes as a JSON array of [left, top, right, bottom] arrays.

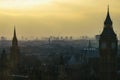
[[0, 4, 120, 79]]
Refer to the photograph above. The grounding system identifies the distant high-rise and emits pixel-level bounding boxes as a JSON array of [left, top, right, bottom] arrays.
[[99, 6, 118, 80], [10, 27, 20, 68]]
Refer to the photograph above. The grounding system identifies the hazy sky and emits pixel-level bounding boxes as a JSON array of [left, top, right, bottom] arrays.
[[0, 0, 120, 39]]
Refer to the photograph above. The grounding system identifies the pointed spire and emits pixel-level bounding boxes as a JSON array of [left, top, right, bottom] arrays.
[[107, 5, 109, 13], [14, 25, 17, 38], [101, 6, 116, 37], [107, 5, 110, 18], [104, 5, 112, 25], [12, 25, 18, 46]]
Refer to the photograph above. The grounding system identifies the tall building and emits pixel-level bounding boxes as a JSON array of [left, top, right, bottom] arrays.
[[99, 7, 118, 80], [10, 27, 20, 68]]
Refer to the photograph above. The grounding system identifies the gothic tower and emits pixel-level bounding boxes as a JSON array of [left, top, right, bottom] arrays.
[[99, 7, 118, 80], [10, 27, 20, 68]]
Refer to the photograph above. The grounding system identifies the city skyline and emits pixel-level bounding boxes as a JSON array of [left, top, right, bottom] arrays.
[[0, 1, 120, 79], [0, 0, 120, 39]]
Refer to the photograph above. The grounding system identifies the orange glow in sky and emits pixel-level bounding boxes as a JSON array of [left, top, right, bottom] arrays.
[[0, 0, 120, 39]]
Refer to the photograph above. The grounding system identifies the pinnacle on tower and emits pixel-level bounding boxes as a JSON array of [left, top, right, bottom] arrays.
[[104, 5, 113, 25], [12, 26, 18, 46], [14, 26, 17, 39]]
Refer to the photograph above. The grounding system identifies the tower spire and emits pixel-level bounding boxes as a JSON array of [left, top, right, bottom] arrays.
[[107, 5, 110, 18], [14, 25, 17, 38], [104, 5, 112, 25], [10, 26, 20, 70], [12, 25, 18, 46], [107, 5, 109, 14]]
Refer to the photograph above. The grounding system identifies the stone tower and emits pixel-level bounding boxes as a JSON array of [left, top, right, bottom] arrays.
[[10, 27, 20, 68], [99, 6, 118, 80]]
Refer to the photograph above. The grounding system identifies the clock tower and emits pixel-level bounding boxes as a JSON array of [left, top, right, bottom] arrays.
[[99, 7, 118, 80]]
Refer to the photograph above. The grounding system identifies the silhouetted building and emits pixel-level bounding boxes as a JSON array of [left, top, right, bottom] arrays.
[[10, 27, 20, 72], [99, 7, 118, 80], [83, 40, 99, 58]]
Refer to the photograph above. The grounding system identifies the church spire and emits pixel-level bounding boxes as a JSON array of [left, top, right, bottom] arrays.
[[14, 26, 16, 37], [12, 26, 18, 46], [104, 5, 113, 25]]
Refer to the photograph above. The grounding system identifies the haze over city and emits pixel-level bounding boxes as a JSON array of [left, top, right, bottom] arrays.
[[0, 0, 120, 39], [0, 0, 120, 80]]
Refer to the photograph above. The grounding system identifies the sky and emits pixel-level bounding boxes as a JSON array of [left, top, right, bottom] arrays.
[[0, 0, 120, 39]]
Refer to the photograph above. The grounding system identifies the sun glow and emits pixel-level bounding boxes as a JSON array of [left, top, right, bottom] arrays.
[[0, 0, 51, 9]]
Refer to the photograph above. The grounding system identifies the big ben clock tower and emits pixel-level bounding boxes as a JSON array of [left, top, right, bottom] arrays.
[[99, 7, 118, 80]]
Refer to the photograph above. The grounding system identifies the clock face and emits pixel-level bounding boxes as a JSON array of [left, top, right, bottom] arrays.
[[111, 42, 116, 49], [101, 43, 106, 49]]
